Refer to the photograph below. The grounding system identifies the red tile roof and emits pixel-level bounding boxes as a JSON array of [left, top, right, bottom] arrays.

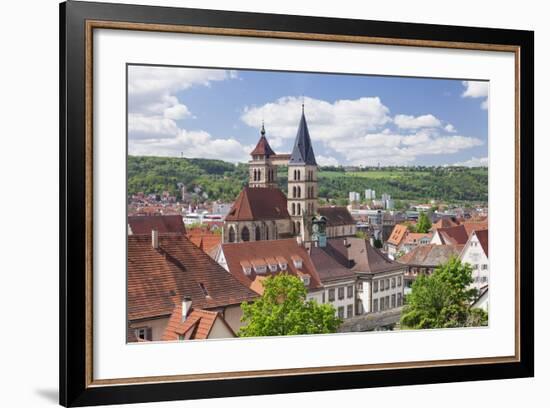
[[187, 234, 222, 255], [250, 135, 276, 157], [474, 229, 489, 257], [435, 225, 469, 245], [462, 221, 489, 237], [318, 206, 356, 226], [220, 239, 323, 292], [309, 242, 356, 283], [127, 234, 258, 321], [161, 305, 235, 341], [403, 232, 432, 244], [397, 243, 464, 266], [431, 217, 459, 230], [387, 224, 409, 246], [128, 215, 186, 235], [225, 187, 290, 221]]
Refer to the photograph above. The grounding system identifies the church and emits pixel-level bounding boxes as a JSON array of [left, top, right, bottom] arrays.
[[223, 107, 355, 244]]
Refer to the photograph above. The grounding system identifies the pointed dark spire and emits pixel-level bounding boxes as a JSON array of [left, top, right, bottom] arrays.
[[289, 110, 317, 166]]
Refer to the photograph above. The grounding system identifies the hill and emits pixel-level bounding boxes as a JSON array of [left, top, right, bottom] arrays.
[[127, 156, 488, 204]]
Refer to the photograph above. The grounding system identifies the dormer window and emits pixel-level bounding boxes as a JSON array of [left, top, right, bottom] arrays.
[[266, 257, 278, 272], [291, 255, 303, 269], [251, 259, 267, 274], [240, 260, 252, 275], [301, 275, 311, 286], [276, 255, 287, 271]]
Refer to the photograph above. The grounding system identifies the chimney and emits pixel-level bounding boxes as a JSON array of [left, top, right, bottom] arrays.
[[181, 296, 192, 322], [151, 229, 159, 249]]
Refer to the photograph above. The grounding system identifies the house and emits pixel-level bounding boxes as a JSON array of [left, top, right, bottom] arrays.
[[309, 241, 359, 319], [400, 232, 432, 254], [161, 300, 236, 341], [317, 206, 357, 238], [213, 238, 325, 303], [345, 238, 406, 315], [397, 243, 464, 293], [430, 217, 460, 231], [460, 229, 489, 292], [127, 232, 258, 342], [127, 214, 186, 235], [386, 224, 409, 258], [430, 224, 469, 245]]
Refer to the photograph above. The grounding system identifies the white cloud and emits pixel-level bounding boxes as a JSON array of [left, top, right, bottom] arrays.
[[462, 81, 489, 110], [325, 128, 484, 166], [394, 114, 441, 129], [241, 96, 391, 147], [127, 66, 246, 161], [317, 155, 340, 166], [453, 156, 489, 167], [444, 124, 457, 133]]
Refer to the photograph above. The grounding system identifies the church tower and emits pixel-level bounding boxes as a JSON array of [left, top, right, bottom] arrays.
[[249, 123, 278, 188], [287, 106, 318, 241]]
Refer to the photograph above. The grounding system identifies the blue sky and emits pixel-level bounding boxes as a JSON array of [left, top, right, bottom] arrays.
[[128, 65, 488, 166]]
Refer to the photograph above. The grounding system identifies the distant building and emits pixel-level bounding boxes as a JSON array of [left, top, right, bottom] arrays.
[[365, 189, 376, 200], [349, 191, 361, 202], [386, 224, 409, 258], [318, 206, 357, 238]]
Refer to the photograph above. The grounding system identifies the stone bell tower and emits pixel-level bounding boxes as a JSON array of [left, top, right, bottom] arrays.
[[249, 123, 278, 188], [287, 105, 318, 241]]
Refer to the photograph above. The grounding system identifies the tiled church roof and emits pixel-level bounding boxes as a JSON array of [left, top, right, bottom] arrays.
[[225, 187, 290, 221]]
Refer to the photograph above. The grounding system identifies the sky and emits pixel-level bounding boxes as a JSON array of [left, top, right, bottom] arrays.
[[127, 64, 489, 167]]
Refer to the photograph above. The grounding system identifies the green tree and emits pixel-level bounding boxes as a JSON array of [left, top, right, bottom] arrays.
[[400, 256, 486, 329], [415, 212, 432, 233], [238, 274, 341, 337], [373, 239, 383, 249]]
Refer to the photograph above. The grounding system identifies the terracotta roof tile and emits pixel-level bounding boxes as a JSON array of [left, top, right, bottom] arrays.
[[161, 305, 235, 341], [225, 187, 290, 221], [397, 243, 464, 266], [436, 225, 469, 245], [128, 215, 186, 235], [128, 234, 258, 322], [220, 239, 323, 292], [387, 224, 409, 246], [250, 135, 276, 157], [474, 229, 489, 257], [318, 206, 355, 226]]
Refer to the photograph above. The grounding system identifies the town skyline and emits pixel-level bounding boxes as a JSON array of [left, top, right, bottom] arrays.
[[128, 65, 489, 167]]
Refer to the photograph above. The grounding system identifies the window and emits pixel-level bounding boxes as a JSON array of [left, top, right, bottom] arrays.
[[397, 276, 402, 286], [328, 288, 335, 302], [481, 276, 488, 283], [379, 298, 384, 311], [241, 226, 250, 242], [347, 304, 353, 318], [347, 285, 353, 298], [297, 186, 301, 198], [397, 293, 402, 306], [135, 327, 152, 341], [385, 296, 390, 309], [391, 278, 396, 288], [385, 279, 390, 290], [293, 186, 297, 198], [482, 264, 488, 270], [373, 299, 378, 312], [265, 226, 269, 240], [322, 292, 326, 303], [297, 170, 301, 180], [473, 264, 479, 270], [255, 226, 261, 241], [228, 226, 235, 243], [356, 301, 363, 315], [292, 203, 296, 216], [338, 287, 345, 300], [338, 306, 345, 319], [373, 280, 379, 292], [357, 281, 363, 291], [268, 263, 277, 272], [391, 294, 396, 308], [297, 203, 301, 215]]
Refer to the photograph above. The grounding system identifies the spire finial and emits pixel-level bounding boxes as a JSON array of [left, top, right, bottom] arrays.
[[260, 120, 265, 136], [302, 95, 305, 114]]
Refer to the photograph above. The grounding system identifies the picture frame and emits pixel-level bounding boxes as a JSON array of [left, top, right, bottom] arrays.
[[60, 0, 534, 406]]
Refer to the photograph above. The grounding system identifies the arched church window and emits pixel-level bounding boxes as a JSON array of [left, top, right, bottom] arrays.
[[296, 222, 301, 234], [297, 203, 301, 215], [297, 170, 301, 180], [293, 169, 297, 180], [292, 203, 296, 216], [228, 226, 235, 243], [255, 226, 261, 241], [297, 186, 301, 198], [293, 186, 297, 198], [241, 226, 250, 242], [265, 225, 269, 240], [257, 169, 261, 181]]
